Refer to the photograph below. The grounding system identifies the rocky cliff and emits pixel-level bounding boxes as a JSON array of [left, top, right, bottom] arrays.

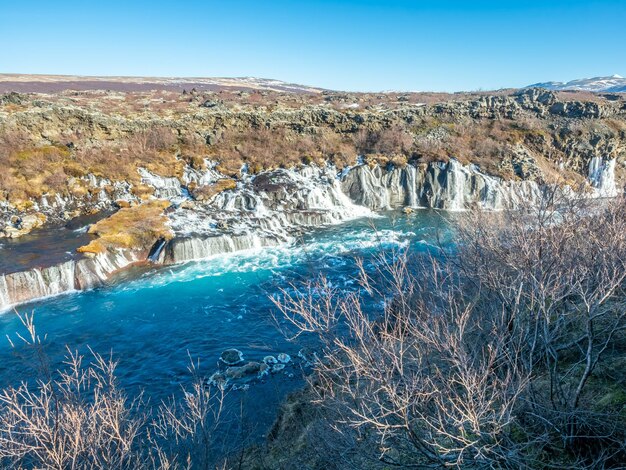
[[0, 87, 624, 310], [0, 154, 621, 311]]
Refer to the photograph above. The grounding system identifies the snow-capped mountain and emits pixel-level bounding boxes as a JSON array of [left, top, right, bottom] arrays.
[[528, 75, 626, 93]]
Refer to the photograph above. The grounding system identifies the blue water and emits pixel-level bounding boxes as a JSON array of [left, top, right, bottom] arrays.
[[0, 210, 450, 441], [0, 212, 107, 274]]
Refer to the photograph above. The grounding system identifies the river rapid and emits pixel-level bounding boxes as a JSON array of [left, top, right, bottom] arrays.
[[0, 210, 451, 446]]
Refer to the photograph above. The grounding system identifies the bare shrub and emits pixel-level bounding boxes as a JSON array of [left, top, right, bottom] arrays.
[[0, 312, 230, 469], [0, 313, 147, 469], [274, 253, 531, 467], [273, 195, 626, 468], [354, 125, 414, 157], [151, 358, 227, 469], [456, 196, 626, 465], [212, 126, 320, 175], [128, 126, 178, 155]]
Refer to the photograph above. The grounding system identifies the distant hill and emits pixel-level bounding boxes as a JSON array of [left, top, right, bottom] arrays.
[[0, 74, 325, 94], [528, 75, 626, 93]]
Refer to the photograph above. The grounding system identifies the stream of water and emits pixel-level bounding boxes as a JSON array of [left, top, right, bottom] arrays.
[[0, 210, 451, 444]]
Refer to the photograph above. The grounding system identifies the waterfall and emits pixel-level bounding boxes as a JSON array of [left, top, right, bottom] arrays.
[[148, 238, 168, 263], [445, 160, 468, 211], [0, 250, 141, 311], [3, 157, 620, 312], [287, 166, 372, 220], [343, 160, 552, 211], [0, 261, 76, 310], [164, 165, 376, 265], [138, 168, 184, 200], [588, 157, 618, 197], [0, 275, 10, 309], [182, 160, 224, 186], [405, 165, 418, 208], [341, 165, 410, 210], [163, 233, 281, 264]]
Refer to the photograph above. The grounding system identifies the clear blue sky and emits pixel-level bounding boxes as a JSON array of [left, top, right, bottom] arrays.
[[1, 0, 624, 92]]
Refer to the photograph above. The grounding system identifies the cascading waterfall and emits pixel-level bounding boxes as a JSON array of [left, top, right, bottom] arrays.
[[405, 165, 418, 208], [182, 160, 224, 186], [0, 261, 76, 309], [138, 168, 184, 200], [163, 233, 281, 264], [343, 157, 619, 212], [2, 174, 136, 230], [148, 238, 168, 263], [445, 160, 468, 211], [0, 251, 139, 311], [588, 157, 618, 197], [341, 165, 412, 210], [0, 276, 10, 309], [286, 166, 373, 220], [164, 165, 375, 264], [1, 157, 621, 311]]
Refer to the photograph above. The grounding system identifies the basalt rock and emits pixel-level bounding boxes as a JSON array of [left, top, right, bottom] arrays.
[[0, 213, 46, 238], [220, 349, 245, 366], [2, 87, 625, 237], [225, 362, 269, 381], [1, 155, 622, 311]]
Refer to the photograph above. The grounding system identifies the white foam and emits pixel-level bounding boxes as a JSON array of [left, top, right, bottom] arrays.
[[126, 225, 416, 293]]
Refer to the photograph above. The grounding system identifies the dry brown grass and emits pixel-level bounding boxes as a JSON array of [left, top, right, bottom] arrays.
[[77, 200, 172, 255], [210, 127, 322, 175], [0, 143, 72, 200], [190, 178, 237, 201], [1, 88, 622, 208], [0, 122, 186, 204]]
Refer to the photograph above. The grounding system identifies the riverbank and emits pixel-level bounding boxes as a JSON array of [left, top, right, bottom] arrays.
[[0, 211, 449, 457], [1, 153, 620, 312]]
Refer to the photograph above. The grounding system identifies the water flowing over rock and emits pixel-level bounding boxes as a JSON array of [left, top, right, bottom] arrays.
[[419, 160, 546, 210], [182, 160, 223, 186], [0, 174, 137, 239], [0, 157, 621, 311], [0, 250, 138, 311], [341, 159, 547, 211], [163, 233, 282, 264], [0, 261, 76, 307], [588, 157, 618, 198], [161, 165, 375, 264], [138, 168, 183, 200]]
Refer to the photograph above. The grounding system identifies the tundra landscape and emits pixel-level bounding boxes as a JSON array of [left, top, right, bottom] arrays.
[[0, 73, 624, 469], [1, 1, 625, 468]]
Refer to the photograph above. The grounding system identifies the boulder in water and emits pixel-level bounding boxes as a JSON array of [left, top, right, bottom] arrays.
[[263, 355, 278, 364], [225, 361, 269, 381], [208, 371, 229, 390], [277, 353, 291, 364], [220, 348, 244, 365], [271, 363, 286, 373], [298, 348, 319, 366]]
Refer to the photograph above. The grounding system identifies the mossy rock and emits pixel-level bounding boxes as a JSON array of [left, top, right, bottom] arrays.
[[78, 200, 172, 254]]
